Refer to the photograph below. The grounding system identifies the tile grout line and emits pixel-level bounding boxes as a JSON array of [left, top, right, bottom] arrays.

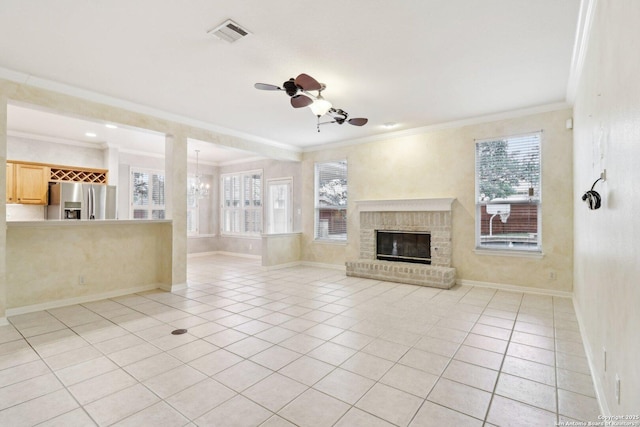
[[481, 289, 524, 426], [404, 285, 491, 426], [553, 296, 560, 425], [5, 313, 101, 426]]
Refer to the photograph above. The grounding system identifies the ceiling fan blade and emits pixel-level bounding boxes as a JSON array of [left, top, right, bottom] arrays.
[[295, 73, 322, 91], [291, 95, 313, 108], [254, 83, 282, 91], [348, 118, 368, 126]]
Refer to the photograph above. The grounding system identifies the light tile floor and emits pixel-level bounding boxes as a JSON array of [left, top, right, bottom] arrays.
[[0, 254, 600, 426]]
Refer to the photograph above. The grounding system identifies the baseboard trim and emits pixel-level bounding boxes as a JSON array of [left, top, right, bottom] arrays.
[[187, 251, 218, 258], [165, 283, 188, 292], [187, 251, 262, 260], [573, 296, 609, 416], [456, 279, 573, 298], [301, 261, 347, 272], [213, 251, 262, 260], [261, 261, 303, 271], [5, 283, 162, 317]]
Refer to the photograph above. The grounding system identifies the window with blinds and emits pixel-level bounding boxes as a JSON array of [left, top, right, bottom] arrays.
[[475, 132, 541, 252], [315, 160, 347, 241], [221, 170, 262, 235], [131, 168, 165, 220]]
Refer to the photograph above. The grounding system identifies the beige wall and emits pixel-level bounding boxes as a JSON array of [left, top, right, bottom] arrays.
[[573, 0, 640, 414], [262, 233, 302, 267], [8, 134, 105, 169], [6, 222, 172, 310], [302, 108, 574, 291]]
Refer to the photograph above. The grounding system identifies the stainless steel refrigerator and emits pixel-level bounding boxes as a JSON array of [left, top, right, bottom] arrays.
[[47, 182, 117, 220]]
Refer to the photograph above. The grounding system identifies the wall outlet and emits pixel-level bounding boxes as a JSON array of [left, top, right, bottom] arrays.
[[601, 169, 607, 181], [549, 271, 557, 280], [79, 275, 85, 285], [603, 347, 607, 371], [615, 374, 620, 404]]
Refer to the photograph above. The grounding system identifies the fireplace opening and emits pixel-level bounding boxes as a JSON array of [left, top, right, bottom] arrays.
[[376, 231, 431, 264]]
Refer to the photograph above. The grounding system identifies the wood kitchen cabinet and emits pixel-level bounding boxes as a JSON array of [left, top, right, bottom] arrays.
[[6, 162, 15, 203], [7, 160, 108, 205], [14, 163, 50, 204]]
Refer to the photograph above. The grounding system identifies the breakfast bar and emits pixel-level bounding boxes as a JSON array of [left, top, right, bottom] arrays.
[[5, 220, 173, 315]]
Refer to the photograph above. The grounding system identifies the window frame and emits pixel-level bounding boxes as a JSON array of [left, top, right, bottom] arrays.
[[220, 169, 263, 237], [130, 167, 165, 220], [474, 132, 542, 254], [314, 159, 348, 242]]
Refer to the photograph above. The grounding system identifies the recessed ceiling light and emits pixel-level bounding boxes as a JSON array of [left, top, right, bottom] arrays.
[[383, 122, 398, 129], [105, 124, 118, 129], [85, 132, 97, 137]]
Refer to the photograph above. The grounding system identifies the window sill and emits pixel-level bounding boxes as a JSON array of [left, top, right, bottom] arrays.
[[314, 238, 348, 245], [220, 233, 261, 239], [7, 219, 171, 227], [474, 248, 544, 259]]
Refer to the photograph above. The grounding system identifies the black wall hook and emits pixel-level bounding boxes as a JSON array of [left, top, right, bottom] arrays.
[[581, 177, 603, 210]]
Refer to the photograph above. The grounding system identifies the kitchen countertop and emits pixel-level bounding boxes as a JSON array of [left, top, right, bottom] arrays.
[[7, 219, 172, 228]]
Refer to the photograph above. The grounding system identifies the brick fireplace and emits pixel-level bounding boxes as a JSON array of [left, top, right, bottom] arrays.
[[345, 198, 456, 289]]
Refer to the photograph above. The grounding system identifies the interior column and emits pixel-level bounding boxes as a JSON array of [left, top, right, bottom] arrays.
[[165, 132, 187, 291], [0, 97, 7, 324]]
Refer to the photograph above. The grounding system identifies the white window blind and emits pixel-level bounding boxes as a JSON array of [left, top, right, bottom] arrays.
[[221, 170, 262, 235], [475, 132, 541, 252], [315, 160, 347, 241], [131, 168, 165, 220]]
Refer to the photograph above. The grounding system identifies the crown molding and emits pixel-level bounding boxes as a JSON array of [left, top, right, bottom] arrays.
[[303, 101, 572, 153]]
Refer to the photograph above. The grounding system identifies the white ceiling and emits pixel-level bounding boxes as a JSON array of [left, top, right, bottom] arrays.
[[0, 1, 580, 159]]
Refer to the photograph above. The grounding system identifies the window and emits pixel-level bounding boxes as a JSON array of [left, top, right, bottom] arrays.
[[315, 160, 347, 241], [266, 178, 293, 234], [475, 132, 541, 252], [221, 170, 262, 235], [131, 168, 165, 219]]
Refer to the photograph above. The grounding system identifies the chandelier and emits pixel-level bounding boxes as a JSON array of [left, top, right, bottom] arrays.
[[189, 149, 209, 199]]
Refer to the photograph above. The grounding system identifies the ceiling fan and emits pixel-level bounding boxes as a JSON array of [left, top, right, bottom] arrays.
[[254, 73, 368, 132]]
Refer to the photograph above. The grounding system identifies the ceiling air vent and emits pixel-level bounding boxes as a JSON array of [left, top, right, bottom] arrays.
[[207, 19, 251, 43]]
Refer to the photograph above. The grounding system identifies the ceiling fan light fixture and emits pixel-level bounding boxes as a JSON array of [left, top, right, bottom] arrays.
[[255, 72, 367, 130], [309, 96, 332, 117]]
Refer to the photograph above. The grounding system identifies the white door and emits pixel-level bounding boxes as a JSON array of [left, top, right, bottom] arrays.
[[266, 178, 293, 234]]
